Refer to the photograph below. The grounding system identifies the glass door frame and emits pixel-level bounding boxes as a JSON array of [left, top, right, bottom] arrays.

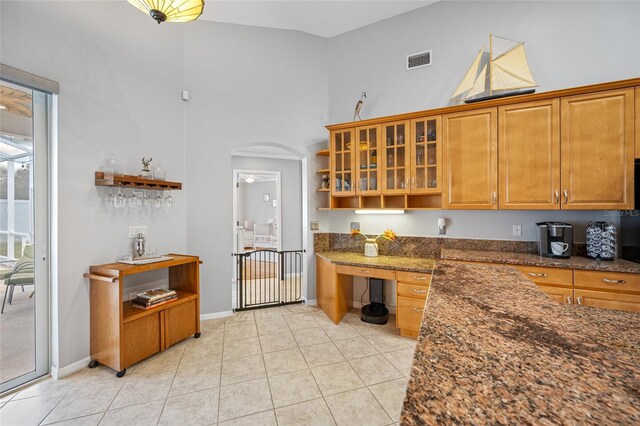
[[354, 124, 381, 196], [409, 115, 443, 194], [330, 129, 356, 197], [0, 86, 51, 393], [381, 120, 411, 195]]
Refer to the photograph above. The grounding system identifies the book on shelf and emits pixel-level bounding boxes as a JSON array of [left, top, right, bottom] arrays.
[[132, 294, 177, 310], [136, 288, 176, 302]]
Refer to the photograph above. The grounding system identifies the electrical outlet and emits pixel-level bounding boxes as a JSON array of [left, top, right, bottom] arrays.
[[350, 222, 360, 231], [310, 221, 320, 231], [512, 225, 522, 236], [129, 226, 147, 238]]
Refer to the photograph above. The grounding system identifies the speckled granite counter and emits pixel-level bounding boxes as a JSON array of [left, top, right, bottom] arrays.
[[401, 261, 640, 425], [315, 251, 436, 273], [441, 248, 640, 274]]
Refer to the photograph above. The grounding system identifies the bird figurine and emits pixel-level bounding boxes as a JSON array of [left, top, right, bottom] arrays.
[[354, 92, 366, 121]]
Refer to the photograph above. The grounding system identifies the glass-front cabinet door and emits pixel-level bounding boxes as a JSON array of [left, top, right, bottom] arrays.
[[355, 125, 381, 195], [382, 120, 411, 194], [410, 116, 442, 193], [330, 129, 356, 196]]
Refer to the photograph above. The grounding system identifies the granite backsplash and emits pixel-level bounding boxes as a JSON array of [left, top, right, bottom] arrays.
[[313, 233, 586, 258]]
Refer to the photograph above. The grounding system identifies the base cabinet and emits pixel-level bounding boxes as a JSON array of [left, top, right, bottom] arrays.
[[166, 299, 198, 348], [574, 289, 640, 313], [123, 313, 162, 367], [536, 285, 573, 305]]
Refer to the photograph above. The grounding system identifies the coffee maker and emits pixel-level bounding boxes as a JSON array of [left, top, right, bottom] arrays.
[[536, 222, 573, 259]]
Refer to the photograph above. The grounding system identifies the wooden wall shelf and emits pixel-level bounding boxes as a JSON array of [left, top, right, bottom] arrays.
[[95, 171, 182, 190], [316, 149, 330, 156], [84, 254, 200, 377]]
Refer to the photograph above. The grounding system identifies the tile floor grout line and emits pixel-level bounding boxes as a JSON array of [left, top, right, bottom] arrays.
[[215, 317, 227, 425], [156, 339, 187, 425], [256, 321, 279, 425]]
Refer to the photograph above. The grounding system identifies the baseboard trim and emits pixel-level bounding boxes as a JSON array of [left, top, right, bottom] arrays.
[[200, 311, 233, 321], [305, 299, 317, 306], [51, 356, 90, 380], [351, 301, 396, 314]]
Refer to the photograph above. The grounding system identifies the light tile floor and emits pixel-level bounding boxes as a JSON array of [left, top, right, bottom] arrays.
[[0, 304, 416, 425]]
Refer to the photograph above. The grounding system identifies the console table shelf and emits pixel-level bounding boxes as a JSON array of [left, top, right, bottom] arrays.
[[84, 254, 200, 377]]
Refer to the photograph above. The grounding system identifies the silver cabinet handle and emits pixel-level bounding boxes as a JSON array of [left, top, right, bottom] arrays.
[[577, 296, 583, 306], [412, 289, 427, 294], [566, 296, 572, 305], [359, 270, 370, 274], [528, 272, 548, 278], [554, 190, 560, 204], [492, 191, 497, 204], [602, 278, 626, 284], [413, 276, 428, 281], [412, 307, 422, 312], [563, 189, 568, 204]]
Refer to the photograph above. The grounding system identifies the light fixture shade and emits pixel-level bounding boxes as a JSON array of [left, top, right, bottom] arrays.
[[127, 0, 205, 24]]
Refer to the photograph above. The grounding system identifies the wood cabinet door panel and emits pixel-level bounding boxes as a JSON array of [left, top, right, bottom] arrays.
[[636, 87, 640, 159], [409, 116, 442, 194], [499, 99, 560, 209], [443, 108, 498, 209], [381, 120, 411, 194], [330, 129, 356, 197], [396, 270, 431, 285], [122, 313, 161, 368], [536, 284, 573, 305], [397, 282, 429, 299], [355, 125, 382, 195], [574, 289, 640, 313], [561, 89, 634, 209], [396, 296, 426, 331], [165, 299, 197, 348]]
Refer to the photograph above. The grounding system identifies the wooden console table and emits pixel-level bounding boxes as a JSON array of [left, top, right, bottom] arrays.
[[83, 254, 201, 377]]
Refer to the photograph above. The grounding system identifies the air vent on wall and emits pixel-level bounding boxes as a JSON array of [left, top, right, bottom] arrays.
[[406, 50, 432, 70]]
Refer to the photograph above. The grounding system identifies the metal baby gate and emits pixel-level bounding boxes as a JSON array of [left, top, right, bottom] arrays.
[[233, 249, 305, 311]]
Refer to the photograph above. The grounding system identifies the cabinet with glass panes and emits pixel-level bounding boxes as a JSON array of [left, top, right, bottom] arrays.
[[382, 120, 411, 194], [330, 129, 355, 197], [410, 116, 442, 194], [355, 125, 381, 195]]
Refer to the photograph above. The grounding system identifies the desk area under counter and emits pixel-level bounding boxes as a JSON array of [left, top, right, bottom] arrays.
[[315, 252, 435, 338]]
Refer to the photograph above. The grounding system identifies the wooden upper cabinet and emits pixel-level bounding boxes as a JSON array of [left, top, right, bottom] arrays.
[[561, 88, 635, 210], [354, 125, 381, 195], [381, 120, 411, 194], [330, 129, 356, 197], [410, 116, 442, 194], [499, 99, 560, 210], [443, 108, 498, 209]]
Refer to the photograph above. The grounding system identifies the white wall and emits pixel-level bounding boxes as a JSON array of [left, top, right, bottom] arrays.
[[232, 156, 303, 251], [1, 1, 188, 370], [328, 0, 640, 123], [239, 181, 278, 231], [183, 21, 328, 314]]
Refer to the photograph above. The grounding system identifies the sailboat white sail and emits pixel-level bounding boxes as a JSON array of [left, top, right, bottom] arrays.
[[451, 35, 537, 103]]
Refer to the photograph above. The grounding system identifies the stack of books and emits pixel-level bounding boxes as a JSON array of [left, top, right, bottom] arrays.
[[132, 288, 177, 309]]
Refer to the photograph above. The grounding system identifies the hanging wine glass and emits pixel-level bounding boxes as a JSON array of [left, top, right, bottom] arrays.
[[127, 189, 137, 209], [143, 190, 151, 209], [154, 190, 163, 209], [104, 188, 115, 208], [164, 190, 173, 208], [115, 188, 125, 209]]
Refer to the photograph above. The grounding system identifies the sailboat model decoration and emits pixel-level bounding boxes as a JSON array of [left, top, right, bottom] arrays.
[[451, 34, 538, 104]]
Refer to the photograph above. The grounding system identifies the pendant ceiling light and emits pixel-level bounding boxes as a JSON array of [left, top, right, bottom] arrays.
[[127, 0, 205, 24]]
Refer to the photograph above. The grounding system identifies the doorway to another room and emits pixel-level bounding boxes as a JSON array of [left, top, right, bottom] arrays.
[[231, 153, 305, 311]]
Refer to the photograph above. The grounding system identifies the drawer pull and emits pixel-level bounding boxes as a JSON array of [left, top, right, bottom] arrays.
[[413, 276, 428, 281], [412, 307, 422, 312], [528, 272, 548, 278], [602, 278, 626, 285], [359, 270, 370, 274], [412, 289, 427, 294]]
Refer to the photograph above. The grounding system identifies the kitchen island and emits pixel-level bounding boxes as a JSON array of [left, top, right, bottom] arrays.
[[401, 261, 640, 424]]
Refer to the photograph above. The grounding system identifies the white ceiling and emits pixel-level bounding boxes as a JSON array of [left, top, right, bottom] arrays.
[[201, 1, 438, 38]]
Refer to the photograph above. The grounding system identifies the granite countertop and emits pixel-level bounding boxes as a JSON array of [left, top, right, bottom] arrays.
[[441, 248, 640, 274], [401, 261, 640, 425], [315, 251, 436, 273]]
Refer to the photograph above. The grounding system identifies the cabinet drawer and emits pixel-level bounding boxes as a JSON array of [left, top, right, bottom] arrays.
[[516, 265, 573, 287], [165, 299, 197, 348], [396, 296, 426, 331], [574, 270, 640, 294], [397, 282, 429, 300], [336, 264, 395, 280], [122, 313, 161, 367], [574, 289, 640, 313], [396, 271, 431, 285], [536, 284, 573, 305]]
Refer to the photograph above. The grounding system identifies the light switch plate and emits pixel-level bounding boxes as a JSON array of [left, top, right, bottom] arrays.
[[129, 225, 147, 238], [310, 221, 320, 231]]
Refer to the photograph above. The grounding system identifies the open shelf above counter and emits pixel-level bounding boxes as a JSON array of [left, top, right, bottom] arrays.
[[95, 171, 182, 190]]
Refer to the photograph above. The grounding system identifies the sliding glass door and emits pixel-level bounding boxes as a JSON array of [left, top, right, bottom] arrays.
[[0, 81, 50, 392]]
